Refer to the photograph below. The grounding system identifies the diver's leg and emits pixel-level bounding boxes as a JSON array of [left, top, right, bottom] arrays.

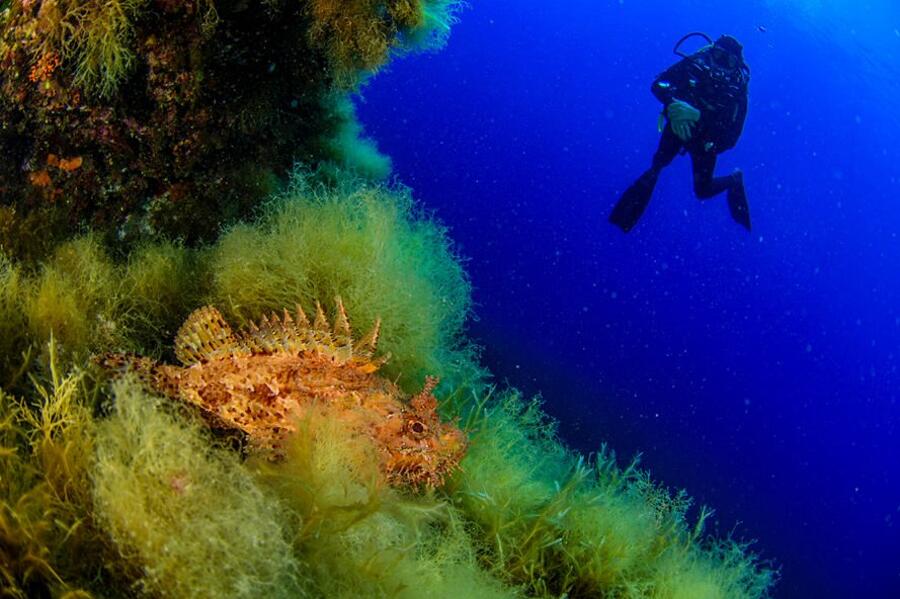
[[691, 152, 736, 199], [651, 127, 682, 172], [609, 130, 681, 232], [690, 152, 751, 230]]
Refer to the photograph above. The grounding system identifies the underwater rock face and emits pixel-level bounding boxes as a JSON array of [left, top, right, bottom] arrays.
[[0, 0, 326, 252], [104, 299, 468, 488], [0, 0, 450, 256]]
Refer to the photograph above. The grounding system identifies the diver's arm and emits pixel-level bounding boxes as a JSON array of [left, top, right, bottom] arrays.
[[651, 59, 691, 105]]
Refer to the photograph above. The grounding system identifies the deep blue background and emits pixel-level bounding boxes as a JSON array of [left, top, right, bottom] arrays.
[[357, 1, 900, 596]]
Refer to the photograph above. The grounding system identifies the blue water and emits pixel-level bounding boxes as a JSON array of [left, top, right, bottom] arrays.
[[358, 1, 900, 596]]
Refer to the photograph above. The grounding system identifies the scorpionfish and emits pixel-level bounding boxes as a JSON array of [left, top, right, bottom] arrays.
[[103, 299, 467, 489]]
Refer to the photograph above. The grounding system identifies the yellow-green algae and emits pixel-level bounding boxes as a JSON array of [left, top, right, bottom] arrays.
[[251, 402, 517, 598], [0, 237, 207, 387], [1, 0, 459, 97], [448, 389, 775, 598], [0, 172, 775, 597], [0, 172, 479, 392], [0, 3, 776, 596], [0, 343, 108, 596], [206, 172, 480, 392], [92, 379, 306, 597], [307, 0, 463, 85]]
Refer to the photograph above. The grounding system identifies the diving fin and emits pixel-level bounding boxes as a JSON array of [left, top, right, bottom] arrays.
[[610, 170, 658, 233], [727, 172, 751, 231]]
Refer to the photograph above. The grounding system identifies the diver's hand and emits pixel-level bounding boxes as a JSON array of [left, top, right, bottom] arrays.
[[667, 100, 701, 141], [671, 120, 692, 141]]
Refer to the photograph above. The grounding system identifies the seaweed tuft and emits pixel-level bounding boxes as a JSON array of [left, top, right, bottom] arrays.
[[0, 341, 106, 596], [252, 403, 516, 598], [446, 388, 776, 598], [208, 170, 483, 392], [92, 379, 307, 597]]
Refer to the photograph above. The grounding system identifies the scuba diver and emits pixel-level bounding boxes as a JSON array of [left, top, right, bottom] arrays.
[[610, 33, 752, 232]]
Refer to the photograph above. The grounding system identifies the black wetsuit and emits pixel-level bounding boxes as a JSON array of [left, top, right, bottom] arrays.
[[610, 48, 751, 231]]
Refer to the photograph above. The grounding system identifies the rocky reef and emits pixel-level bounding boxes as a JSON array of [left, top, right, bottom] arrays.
[[0, 0, 453, 257]]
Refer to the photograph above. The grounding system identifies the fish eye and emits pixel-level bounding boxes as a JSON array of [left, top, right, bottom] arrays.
[[409, 420, 427, 436]]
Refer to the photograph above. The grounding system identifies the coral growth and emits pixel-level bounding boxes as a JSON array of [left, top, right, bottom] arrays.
[[103, 300, 467, 488]]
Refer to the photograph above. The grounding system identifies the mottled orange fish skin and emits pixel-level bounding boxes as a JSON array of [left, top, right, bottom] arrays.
[[118, 302, 467, 489], [154, 352, 394, 451]]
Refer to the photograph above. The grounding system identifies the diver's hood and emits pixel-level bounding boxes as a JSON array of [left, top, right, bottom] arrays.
[[713, 35, 744, 62]]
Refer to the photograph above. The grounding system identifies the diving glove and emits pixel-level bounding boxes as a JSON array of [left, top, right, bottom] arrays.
[[667, 100, 701, 141]]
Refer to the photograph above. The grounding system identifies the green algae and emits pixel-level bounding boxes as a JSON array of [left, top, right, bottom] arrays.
[[447, 388, 776, 598], [206, 171, 482, 392], [92, 379, 306, 598], [320, 94, 394, 181], [251, 403, 517, 598], [0, 236, 206, 384], [0, 1, 778, 581], [0, 344, 107, 597], [0, 172, 481, 395]]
